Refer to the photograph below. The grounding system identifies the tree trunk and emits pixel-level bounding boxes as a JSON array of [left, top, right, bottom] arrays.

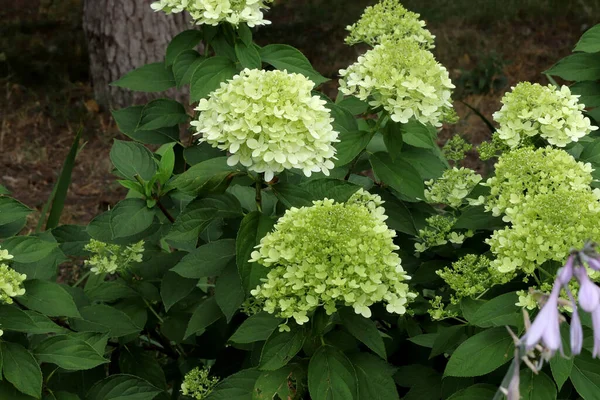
[[83, 0, 192, 109]]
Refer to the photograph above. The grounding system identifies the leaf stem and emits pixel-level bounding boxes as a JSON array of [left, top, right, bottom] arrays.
[[73, 271, 91, 288], [255, 173, 264, 212], [143, 298, 165, 324]]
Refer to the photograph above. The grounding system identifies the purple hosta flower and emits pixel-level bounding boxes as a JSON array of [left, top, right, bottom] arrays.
[[566, 288, 583, 356], [574, 266, 600, 312], [524, 281, 563, 354], [586, 255, 600, 271]]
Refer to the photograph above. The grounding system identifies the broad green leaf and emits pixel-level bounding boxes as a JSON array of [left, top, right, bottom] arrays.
[[570, 350, 600, 400], [339, 307, 387, 359], [237, 23, 253, 46], [308, 345, 358, 400], [51, 225, 91, 257], [190, 57, 238, 102], [17, 280, 80, 318], [327, 103, 358, 134], [156, 143, 175, 185], [109, 140, 157, 181], [271, 184, 313, 208], [171, 157, 236, 195], [229, 312, 283, 344], [0, 217, 27, 238], [236, 212, 276, 292], [87, 375, 162, 400], [337, 96, 369, 115], [216, 260, 245, 322], [468, 292, 522, 328], [401, 120, 436, 149], [183, 142, 223, 165], [253, 364, 304, 400], [0, 184, 9, 194], [370, 152, 424, 200], [570, 81, 600, 108], [300, 179, 361, 202], [446, 384, 496, 399], [160, 272, 197, 312], [172, 239, 236, 279], [119, 348, 167, 390], [112, 62, 175, 92], [454, 205, 504, 231], [550, 325, 573, 390], [580, 138, 600, 164], [0, 305, 64, 334], [173, 50, 204, 88], [0, 380, 37, 399], [206, 369, 261, 400], [574, 25, 600, 53], [77, 304, 142, 337], [68, 332, 109, 355], [0, 197, 32, 225], [109, 199, 156, 239], [377, 194, 417, 235], [1, 342, 43, 399], [111, 107, 179, 145], [44, 392, 80, 400], [2, 236, 59, 264], [444, 327, 513, 377], [349, 353, 399, 400], [165, 29, 203, 65], [430, 325, 465, 358], [184, 297, 223, 338], [408, 333, 438, 348], [259, 44, 328, 86], [235, 41, 262, 69], [260, 327, 305, 371], [519, 370, 557, 400], [137, 99, 188, 130], [334, 130, 373, 167], [382, 120, 404, 159], [545, 52, 600, 81], [399, 147, 448, 180], [84, 278, 137, 303], [33, 335, 107, 371]]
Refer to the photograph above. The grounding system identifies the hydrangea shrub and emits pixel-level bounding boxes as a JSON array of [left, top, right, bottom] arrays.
[[0, 2, 600, 399]]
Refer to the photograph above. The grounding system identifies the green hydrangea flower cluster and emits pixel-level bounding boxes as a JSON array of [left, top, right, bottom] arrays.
[[0, 246, 26, 308], [250, 189, 415, 325], [84, 240, 144, 275], [477, 132, 511, 161], [192, 69, 338, 182], [150, 0, 274, 27], [414, 215, 473, 253], [428, 295, 458, 321], [484, 147, 594, 220], [487, 189, 600, 274], [424, 167, 482, 208], [345, 0, 435, 48], [493, 82, 598, 148], [339, 38, 455, 127], [181, 367, 219, 400], [442, 134, 472, 162]]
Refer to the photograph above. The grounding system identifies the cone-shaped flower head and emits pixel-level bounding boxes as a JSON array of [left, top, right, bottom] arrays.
[[84, 240, 144, 275], [0, 246, 26, 305], [339, 38, 454, 127], [484, 147, 594, 220], [150, 0, 275, 27], [424, 167, 482, 208], [345, 0, 435, 48], [524, 280, 562, 353], [250, 189, 415, 325], [493, 82, 597, 148], [192, 69, 338, 182], [180, 367, 219, 400]]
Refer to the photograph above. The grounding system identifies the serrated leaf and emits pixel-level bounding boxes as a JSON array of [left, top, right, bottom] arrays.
[[468, 292, 522, 329], [1, 342, 43, 399], [570, 350, 600, 400], [173, 50, 205, 88], [308, 345, 358, 400], [111, 107, 179, 145], [17, 280, 80, 318], [236, 211, 276, 292], [77, 305, 142, 338], [0, 197, 32, 226], [1, 236, 59, 264], [184, 297, 223, 338], [259, 44, 328, 86], [215, 260, 245, 322], [160, 272, 197, 312], [260, 327, 305, 371], [109, 199, 156, 239], [334, 130, 373, 166], [171, 157, 237, 195], [545, 52, 600, 81], [574, 25, 600, 53], [519, 369, 557, 400], [137, 99, 188, 131], [33, 335, 107, 371], [165, 29, 203, 65], [349, 353, 399, 400], [86, 375, 162, 400], [300, 179, 361, 203], [190, 57, 238, 102], [206, 369, 261, 400], [112, 62, 175, 92], [109, 140, 157, 181], [370, 152, 424, 200], [172, 239, 236, 279], [229, 312, 283, 344], [339, 307, 386, 359], [235, 41, 262, 69]]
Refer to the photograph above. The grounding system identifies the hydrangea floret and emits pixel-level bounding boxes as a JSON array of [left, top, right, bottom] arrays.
[[442, 134, 472, 162], [493, 82, 598, 148], [0, 246, 27, 332], [249, 189, 415, 325], [339, 38, 455, 127], [181, 367, 220, 400], [477, 132, 510, 161], [414, 215, 473, 253], [424, 167, 482, 208], [150, 0, 275, 27], [192, 69, 338, 182], [484, 147, 594, 220], [84, 240, 145, 275], [345, 0, 435, 48]]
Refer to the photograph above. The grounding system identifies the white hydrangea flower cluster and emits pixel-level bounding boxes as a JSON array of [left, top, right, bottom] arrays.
[[150, 0, 275, 27], [0, 246, 26, 311], [493, 82, 598, 148], [84, 240, 144, 275], [192, 69, 338, 182], [250, 189, 415, 326], [424, 167, 482, 208], [339, 38, 455, 127], [181, 367, 219, 400], [345, 0, 435, 48]]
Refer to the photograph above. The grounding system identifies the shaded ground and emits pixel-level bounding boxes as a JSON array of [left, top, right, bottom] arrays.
[[1, 0, 598, 229]]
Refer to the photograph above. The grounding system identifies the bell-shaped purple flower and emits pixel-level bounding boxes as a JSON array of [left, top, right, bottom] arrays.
[[592, 306, 600, 358], [558, 256, 574, 285], [586, 256, 600, 272], [566, 288, 583, 356], [575, 267, 600, 313], [524, 281, 562, 353]]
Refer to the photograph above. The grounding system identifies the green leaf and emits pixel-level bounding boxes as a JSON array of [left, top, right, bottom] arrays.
[[349, 353, 399, 400], [87, 375, 162, 400], [253, 364, 304, 400], [399, 147, 447, 180], [110, 140, 157, 181], [370, 152, 424, 200], [44, 391, 81, 400], [229, 312, 283, 344], [570, 350, 600, 400], [112, 106, 179, 145], [17, 280, 80, 318], [1, 342, 43, 399], [580, 138, 600, 164], [430, 325, 465, 358], [382, 120, 404, 159], [0, 217, 27, 239], [235, 41, 262, 69], [173, 50, 205, 88], [184, 297, 223, 338], [160, 272, 197, 312], [271, 184, 314, 208], [378, 194, 417, 235], [334, 130, 373, 166], [165, 29, 203, 65], [401, 120, 436, 149], [454, 205, 504, 231], [119, 348, 167, 390], [467, 292, 522, 328], [0, 184, 9, 194], [408, 333, 438, 348], [444, 327, 513, 377], [0, 305, 64, 334], [574, 25, 600, 53], [0, 381, 37, 400], [300, 179, 361, 203], [570, 81, 600, 108], [206, 369, 261, 400], [0, 196, 32, 226], [216, 260, 245, 323], [77, 304, 142, 337], [172, 239, 236, 278], [190, 57, 238, 102], [155, 143, 176, 185], [1, 236, 59, 264], [236, 212, 276, 292], [337, 96, 369, 115], [545, 52, 600, 81], [109, 199, 156, 239], [112, 62, 176, 92], [338, 307, 386, 359], [137, 99, 188, 130], [259, 327, 305, 371], [446, 384, 496, 399], [52, 225, 91, 257], [308, 345, 358, 400], [327, 103, 358, 134], [550, 326, 573, 390], [519, 369, 557, 400], [33, 335, 107, 371], [171, 157, 236, 195], [259, 44, 328, 86]]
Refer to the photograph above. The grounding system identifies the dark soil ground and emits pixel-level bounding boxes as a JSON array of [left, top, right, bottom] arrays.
[[1, 0, 599, 230]]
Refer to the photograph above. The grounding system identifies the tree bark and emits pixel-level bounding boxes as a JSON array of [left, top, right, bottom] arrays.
[[83, 0, 192, 109]]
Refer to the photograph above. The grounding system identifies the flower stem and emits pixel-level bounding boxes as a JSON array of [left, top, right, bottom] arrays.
[[73, 271, 91, 288], [255, 173, 264, 212], [143, 298, 165, 324]]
